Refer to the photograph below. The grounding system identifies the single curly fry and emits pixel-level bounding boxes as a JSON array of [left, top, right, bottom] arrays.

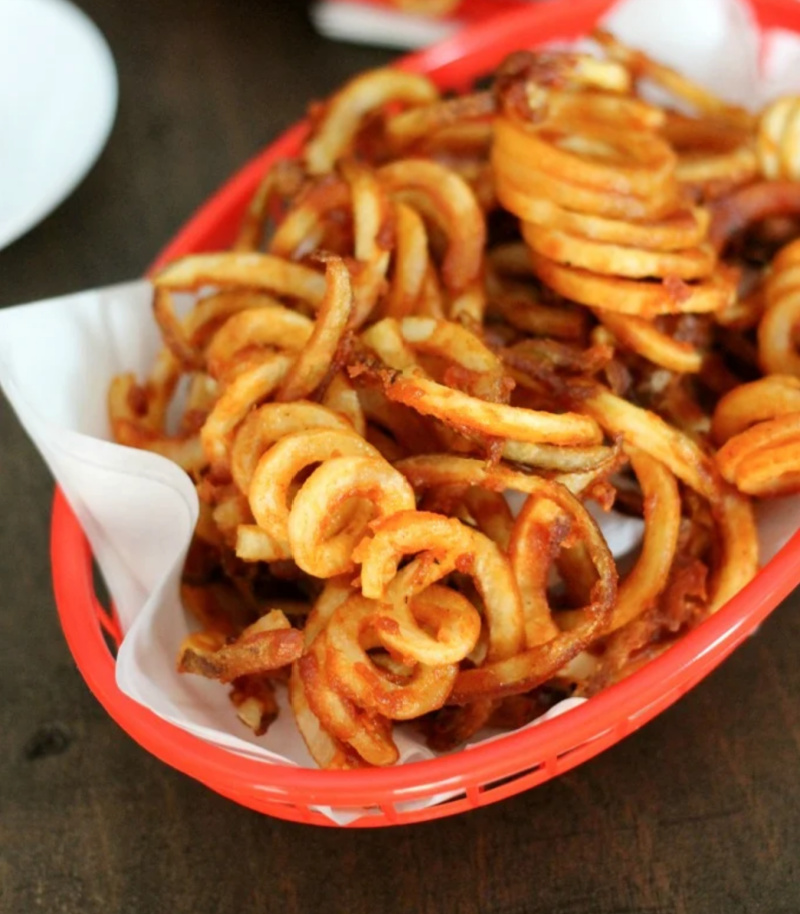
[[716, 414, 800, 497], [204, 305, 312, 379], [154, 252, 327, 307], [276, 257, 354, 401], [378, 158, 486, 291], [200, 353, 292, 471], [353, 510, 525, 662], [304, 69, 439, 175], [522, 222, 715, 281], [760, 239, 800, 377], [108, 349, 207, 472], [231, 401, 353, 495], [379, 201, 429, 320], [293, 580, 397, 767], [322, 371, 367, 436], [177, 610, 303, 683], [758, 95, 800, 181], [578, 384, 720, 500], [324, 594, 460, 720], [289, 579, 382, 769], [384, 371, 603, 446], [506, 477, 618, 648], [596, 311, 703, 373], [269, 179, 351, 259], [449, 496, 616, 705], [288, 455, 416, 577], [248, 428, 381, 543], [559, 449, 681, 634], [372, 584, 482, 667], [707, 487, 759, 612], [528, 254, 733, 318], [711, 375, 800, 445]]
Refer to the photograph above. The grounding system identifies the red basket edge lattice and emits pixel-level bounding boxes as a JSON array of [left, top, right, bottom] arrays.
[[51, 0, 800, 827]]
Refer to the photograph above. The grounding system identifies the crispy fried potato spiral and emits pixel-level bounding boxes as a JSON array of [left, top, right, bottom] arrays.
[[713, 375, 800, 497], [759, 237, 800, 377], [493, 74, 734, 324], [758, 96, 800, 181]]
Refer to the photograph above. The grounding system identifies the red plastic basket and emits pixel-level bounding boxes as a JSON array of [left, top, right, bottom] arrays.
[[339, 0, 532, 26], [51, 0, 800, 827]]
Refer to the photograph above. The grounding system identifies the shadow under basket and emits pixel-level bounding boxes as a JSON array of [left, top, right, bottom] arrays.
[[51, 0, 800, 827]]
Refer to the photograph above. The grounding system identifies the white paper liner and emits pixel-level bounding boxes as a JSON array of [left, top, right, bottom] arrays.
[[2, 0, 800, 824], [310, 0, 459, 49]]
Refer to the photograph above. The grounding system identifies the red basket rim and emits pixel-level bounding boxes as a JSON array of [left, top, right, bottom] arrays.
[[50, 0, 800, 816]]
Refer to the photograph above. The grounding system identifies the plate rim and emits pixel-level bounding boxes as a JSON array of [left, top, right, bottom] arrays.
[[0, 0, 118, 251]]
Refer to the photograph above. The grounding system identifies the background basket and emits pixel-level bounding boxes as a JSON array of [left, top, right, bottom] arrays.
[[51, 0, 800, 827]]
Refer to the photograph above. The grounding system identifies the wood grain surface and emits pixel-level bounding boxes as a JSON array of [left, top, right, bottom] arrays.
[[0, 2, 798, 912]]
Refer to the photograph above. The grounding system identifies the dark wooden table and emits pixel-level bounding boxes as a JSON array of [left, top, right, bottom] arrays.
[[1, 1, 798, 911]]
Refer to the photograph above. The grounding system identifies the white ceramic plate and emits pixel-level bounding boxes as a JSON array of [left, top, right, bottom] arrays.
[[0, 0, 117, 251]]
